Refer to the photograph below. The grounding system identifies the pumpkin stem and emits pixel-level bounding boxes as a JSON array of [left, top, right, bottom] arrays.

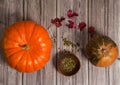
[[21, 44, 30, 50]]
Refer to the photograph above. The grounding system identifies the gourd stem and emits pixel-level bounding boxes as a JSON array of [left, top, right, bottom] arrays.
[[101, 48, 106, 53]]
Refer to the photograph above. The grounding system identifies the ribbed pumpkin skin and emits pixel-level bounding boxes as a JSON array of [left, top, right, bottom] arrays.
[[2, 21, 52, 72], [85, 35, 118, 67]]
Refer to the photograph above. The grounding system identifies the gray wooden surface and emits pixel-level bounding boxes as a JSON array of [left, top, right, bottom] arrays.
[[0, 0, 120, 85]]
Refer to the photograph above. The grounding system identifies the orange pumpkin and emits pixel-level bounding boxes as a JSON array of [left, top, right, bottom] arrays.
[[2, 21, 52, 72], [85, 35, 118, 67]]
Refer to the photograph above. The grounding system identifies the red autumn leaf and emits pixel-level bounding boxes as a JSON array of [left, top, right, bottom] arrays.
[[78, 22, 86, 31], [88, 26, 95, 33], [55, 22, 62, 27], [67, 10, 73, 18], [68, 20, 74, 24], [73, 13, 78, 16], [67, 20, 76, 28], [60, 17, 65, 22], [88, 26, 95, 37], [51, 17, 65, 27], [51, 18, 60, 24], [67, 9, 78, 18]]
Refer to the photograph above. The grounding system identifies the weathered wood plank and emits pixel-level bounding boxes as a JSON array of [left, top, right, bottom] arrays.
[[23, 0, 57, 85], [0, 0, 23, 85], [0, 1, 7, 85], [107, 0, 120, 85], [57, 0, 88, 85], [74, 0, 89, 85], [88, 0, 109, 85]]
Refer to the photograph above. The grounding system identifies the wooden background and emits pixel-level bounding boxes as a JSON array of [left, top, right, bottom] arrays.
[[0, 0, 120, 85]]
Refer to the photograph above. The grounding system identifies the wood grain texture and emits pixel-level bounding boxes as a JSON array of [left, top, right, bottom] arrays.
[[0, 0, 23, 85], [74, 0, 88, 85], [0, 0, 7, 84], [0, 0, 120, 85], [107, 0, 120, 85]]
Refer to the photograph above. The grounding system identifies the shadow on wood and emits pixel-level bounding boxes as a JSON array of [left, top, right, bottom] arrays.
[[52, 52, 58, 71], [52, 51, 66, 72]]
